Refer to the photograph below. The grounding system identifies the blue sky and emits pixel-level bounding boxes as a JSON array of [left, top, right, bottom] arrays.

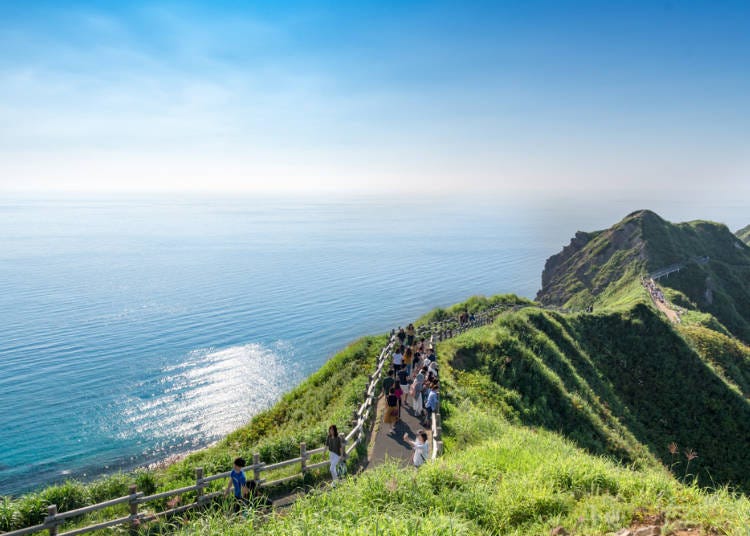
[[0, 1, 748, 197]]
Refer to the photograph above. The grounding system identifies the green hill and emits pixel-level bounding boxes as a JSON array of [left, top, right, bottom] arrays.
[[537, 210, 750, 342], [738, 224, 750, 245], [442, 305, 750, 492]]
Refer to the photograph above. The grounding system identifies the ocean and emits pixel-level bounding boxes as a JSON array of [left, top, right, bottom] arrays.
[[1, 194, 746, 495]]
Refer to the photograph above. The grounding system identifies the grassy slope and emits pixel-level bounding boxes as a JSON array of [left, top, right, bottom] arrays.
[[641, 215, 750, 342], [536, 210, 650, 311], [181, 416, 749, 535], [440, 306, 750, 492], [415, 294, 533, 325], [175, 314, 750, 535]]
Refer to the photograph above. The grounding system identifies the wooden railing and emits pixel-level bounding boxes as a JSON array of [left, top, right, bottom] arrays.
[[2, 305, 506, 536]]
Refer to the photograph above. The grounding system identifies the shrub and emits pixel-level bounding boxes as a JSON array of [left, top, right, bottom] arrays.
[[39, 481, 88, 513], [88, 473, 131, 503], [135, 470, 158, 496], [15, 493, 47, 527], [0, 496, 16, 531]]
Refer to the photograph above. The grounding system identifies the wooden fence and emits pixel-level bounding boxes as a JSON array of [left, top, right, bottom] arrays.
[[2, 306, 505, 536]]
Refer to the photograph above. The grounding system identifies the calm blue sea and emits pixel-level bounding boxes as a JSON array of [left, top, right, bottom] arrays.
[[1, 195, 746, 495]]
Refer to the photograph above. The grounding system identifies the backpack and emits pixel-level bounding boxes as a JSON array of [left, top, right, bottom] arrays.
[[336, 459, 347, 479]]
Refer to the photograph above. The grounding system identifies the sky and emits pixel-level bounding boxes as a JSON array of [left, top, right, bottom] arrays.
[[0, 1, 748, 199]]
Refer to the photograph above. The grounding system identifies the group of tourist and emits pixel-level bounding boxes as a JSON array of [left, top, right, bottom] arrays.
[[384, 329, 440, 467], [227, 325, 442, 512], [458, 310, 475, 325], [643, 277, 665, 303]]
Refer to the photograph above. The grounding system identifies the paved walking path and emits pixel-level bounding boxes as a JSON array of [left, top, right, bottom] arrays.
[[369, 393, 426, 467]]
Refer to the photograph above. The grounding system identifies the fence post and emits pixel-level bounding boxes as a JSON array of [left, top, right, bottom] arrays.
[[300, 442, 307, 474], [351, 409, 358, 425], [195, 467, 204, 506], [44, 504, 58, 536], [128, 484, 138, 535], [253, 453, 261, 484]]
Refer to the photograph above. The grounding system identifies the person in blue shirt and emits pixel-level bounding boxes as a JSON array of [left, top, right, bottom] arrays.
[[424, 385, 439, 426], [225, 457, 249, 511]]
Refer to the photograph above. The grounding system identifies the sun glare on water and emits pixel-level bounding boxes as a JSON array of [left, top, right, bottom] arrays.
[[116, 342, 298, 456]]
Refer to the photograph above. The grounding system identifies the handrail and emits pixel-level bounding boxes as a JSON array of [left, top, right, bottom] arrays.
[[2, 303, 507, 536]]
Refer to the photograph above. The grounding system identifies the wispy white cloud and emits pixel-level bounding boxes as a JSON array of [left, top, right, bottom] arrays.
[[0, 2, 748, 200]]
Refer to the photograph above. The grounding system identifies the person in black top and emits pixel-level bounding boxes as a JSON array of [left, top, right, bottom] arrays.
[[397, 327, 406, 345], [384, 387, 399, 432], [396, 367, 409, 387], [382, 369, 396, 397]]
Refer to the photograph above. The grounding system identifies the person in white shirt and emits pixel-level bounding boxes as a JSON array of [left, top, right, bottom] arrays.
[[404, 430, 429, 467], [392, 347, 404, 371]]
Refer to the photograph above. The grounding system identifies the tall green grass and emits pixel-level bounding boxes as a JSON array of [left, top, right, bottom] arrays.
[[173, 405, 750, 535], [438, 305, 750, 492]]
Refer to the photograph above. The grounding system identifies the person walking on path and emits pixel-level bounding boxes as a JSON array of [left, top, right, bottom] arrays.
[[410, 367, 426, 414], [403, 347, 414, 376], [397, 327, 406, 346], [396, 366, 410, 406], [392, 346, 404, 372], [403, 430, 429, 467], [423, 385, 439, 427], [225, 457, 249, 512], [324, 425, 345, 485], [382, 369, 396, 398], [393, 382, 404, 420], [406, 323, 415, 346], [384, 387, 400, 432]]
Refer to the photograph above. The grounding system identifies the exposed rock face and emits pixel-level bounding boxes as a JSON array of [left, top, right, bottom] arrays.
[[536, 210, 652, 306], [536, 210, 750, 342]]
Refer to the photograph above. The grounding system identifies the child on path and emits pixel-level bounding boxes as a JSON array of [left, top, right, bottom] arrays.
[[225, 457, 249, 512]]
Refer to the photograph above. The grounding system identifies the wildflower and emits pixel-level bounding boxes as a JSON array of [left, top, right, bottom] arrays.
[[668, 442, 678, 455]]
